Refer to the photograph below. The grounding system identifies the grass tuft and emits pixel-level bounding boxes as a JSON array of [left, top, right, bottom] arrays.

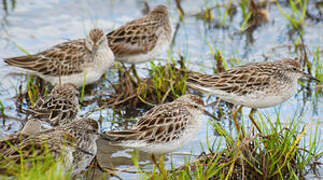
[[277, 0, 308, 29], [97, 58, 188, 113], [0, 140, 72, 180]]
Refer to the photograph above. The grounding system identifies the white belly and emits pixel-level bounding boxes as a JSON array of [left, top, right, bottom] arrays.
[[188, 83, 298, 108], [41, 68, 104, 87]]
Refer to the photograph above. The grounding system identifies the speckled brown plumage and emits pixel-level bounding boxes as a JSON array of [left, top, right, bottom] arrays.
[[107, 5, 172, 63], [187, 64, 275, 96], [5, 40, 86, 75], [101, 94, 205, 153], [25, 83, 80, 126], [186, 58, 320, 135], [186, 58, 319, 108], [4, 28, 114, 87], [89, 29, 105, 44]]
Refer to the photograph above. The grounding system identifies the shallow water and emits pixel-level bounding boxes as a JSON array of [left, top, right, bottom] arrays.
[[0, 0, 322, 179]]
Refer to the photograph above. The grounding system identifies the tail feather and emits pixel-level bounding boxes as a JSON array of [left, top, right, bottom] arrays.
[[174, 67, 222, 93], [186, 81, 207, 91], [5, 55, 38, 67], [186, 71, 212, 85], [4, 55, 48, 74], [100, 130, 138, 143]]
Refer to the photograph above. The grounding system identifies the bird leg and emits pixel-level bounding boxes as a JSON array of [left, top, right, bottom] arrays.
[[87, 155, 103, 171], [87, 155, 122, 179], [232, 105, 243, 136], [131, 65, 141, 84], [248, 108, 263, 135]]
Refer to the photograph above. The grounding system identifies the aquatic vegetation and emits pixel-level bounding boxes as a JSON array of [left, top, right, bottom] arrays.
[[277, 0, 308, 29], [98, 58, 188, 111], [0, 141, 71, 179], [0, 100, 5, 117], [1, 0, 16, 14], [313, 47, 323, 82]]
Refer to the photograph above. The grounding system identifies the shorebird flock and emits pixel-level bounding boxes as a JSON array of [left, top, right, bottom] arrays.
[[0, 4, 320, 177]]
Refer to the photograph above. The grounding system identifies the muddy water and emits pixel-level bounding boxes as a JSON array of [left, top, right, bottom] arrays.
[[0, 0, 322, 179]]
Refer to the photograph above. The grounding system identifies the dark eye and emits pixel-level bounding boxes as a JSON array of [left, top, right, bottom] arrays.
[[91, 129, 97, 134], [292, 67, 297, 71], [193, 105, 199, 109]]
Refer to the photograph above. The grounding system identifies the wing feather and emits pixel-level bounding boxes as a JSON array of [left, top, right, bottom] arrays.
[[187, 63, 274, 95], [107, 16, 159, 57], [5, 39, 89, 76]]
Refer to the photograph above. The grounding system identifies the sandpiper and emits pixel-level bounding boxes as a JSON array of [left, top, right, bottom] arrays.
[[0, 118, 99, 176], [25, 83, 80, 126], [107, 5, 172, 79], [101, 94, 205, 154], [5, 28, 114, 87], [186, 58, 320, 134]]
